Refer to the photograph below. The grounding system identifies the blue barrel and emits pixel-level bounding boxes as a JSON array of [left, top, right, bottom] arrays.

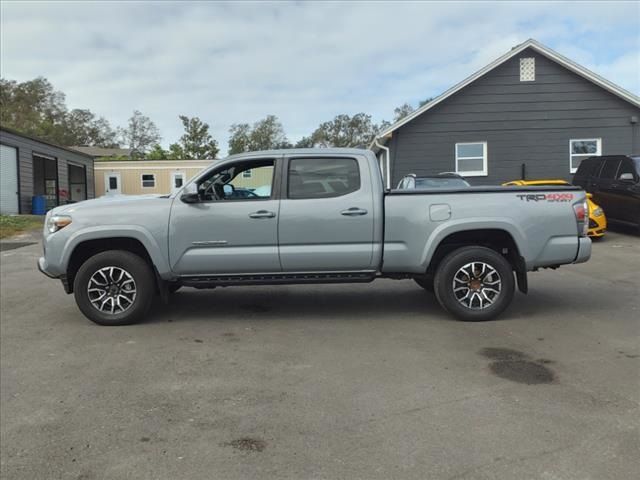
[[31, 195, 46, 215]]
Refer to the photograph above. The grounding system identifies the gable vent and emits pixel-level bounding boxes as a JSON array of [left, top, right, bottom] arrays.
[[520, 57, 535, 81]]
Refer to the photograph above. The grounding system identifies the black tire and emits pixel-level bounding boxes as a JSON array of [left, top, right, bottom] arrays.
[[73, 250, 155, 326], [168, 283, 182, 294], [433, 246, 515, 322], [414, 275, 434, 292]]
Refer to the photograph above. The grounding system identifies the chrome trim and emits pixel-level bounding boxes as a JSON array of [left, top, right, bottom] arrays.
[[191, 240, 228, 246]]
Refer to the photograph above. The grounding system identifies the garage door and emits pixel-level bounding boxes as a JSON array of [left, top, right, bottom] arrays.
[[0, 144, 19, 214]]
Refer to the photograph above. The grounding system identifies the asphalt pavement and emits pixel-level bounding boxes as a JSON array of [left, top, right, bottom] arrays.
[[1, 230, 638, 479]]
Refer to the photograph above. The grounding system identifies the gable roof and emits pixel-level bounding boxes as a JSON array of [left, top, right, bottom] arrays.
[[372, 39, 640, 149], [0, 125, 95, 159], [70, 146, 132, 157]]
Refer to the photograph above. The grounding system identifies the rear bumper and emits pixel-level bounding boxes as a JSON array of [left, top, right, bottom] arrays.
[[573, 237, 592, 264]]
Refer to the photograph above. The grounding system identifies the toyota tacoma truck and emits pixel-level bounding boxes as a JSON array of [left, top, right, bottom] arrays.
[[38, 149, 591, 325]]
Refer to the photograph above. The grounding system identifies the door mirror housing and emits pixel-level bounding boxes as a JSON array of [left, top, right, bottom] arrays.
[[618, 172, 635, 182], [181, 192, 200, 204]]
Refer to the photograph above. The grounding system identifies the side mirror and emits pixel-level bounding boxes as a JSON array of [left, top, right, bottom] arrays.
[[618, 172, 635, 182], [180, 192, 200, 204]]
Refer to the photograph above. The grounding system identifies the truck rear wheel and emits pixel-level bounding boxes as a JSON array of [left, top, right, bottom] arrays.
[[73, 250, 155, 326], [433, 246, 514, 321]]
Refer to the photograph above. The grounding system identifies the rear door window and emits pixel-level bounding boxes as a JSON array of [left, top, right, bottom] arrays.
[[599, 158, 621, 180], [288, 158, 360, 199], [617, 158, 637, 181]]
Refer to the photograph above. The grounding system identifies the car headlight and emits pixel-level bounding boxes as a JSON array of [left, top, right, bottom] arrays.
[[47, 215, 72, 234], [592, 207, 604, 217]]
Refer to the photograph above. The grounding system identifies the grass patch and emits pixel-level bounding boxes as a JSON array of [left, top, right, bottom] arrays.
[[0, 215, 44, 239]]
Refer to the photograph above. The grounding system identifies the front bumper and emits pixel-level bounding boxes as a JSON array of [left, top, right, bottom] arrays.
[[573, 237, 592, 264], [37, 257, 57, 278]]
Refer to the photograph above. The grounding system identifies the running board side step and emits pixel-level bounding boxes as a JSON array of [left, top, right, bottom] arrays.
[[180, 271, 376, 288]]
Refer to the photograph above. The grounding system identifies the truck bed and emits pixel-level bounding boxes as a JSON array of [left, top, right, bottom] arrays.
[[383, 185, 588, 273]]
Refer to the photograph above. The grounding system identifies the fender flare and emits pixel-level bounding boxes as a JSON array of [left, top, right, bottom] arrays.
[[419, 218, 529, 272], [60, 225, 172, 278]]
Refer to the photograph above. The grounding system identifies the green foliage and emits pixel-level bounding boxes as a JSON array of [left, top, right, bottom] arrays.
[[120, 110, 162, 157], [0, 77, 118, 147], [95, 155, 132, 162], [169, 115, 219, 159], [145, 144, 169, 160], [307, 113, 380, 148], [228, 115, 290, 155], [393, 103, 414, 122]]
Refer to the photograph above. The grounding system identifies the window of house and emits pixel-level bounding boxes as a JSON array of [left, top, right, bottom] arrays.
[[570, 139, 601, 173], [141, 174, 156, 188], [288, 158, 360, 199], [520, 57, 535, 81], [243, 170, 252, 178], [455, 142, 487, 176]]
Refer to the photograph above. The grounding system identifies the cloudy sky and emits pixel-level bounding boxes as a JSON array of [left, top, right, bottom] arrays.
[[2, 1, 639, 152]]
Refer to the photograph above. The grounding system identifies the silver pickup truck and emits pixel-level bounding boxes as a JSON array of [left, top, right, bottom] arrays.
[[38, 148, 591, 325]]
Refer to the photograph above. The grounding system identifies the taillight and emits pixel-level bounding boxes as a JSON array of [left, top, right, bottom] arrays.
[[573, 200, 589, 236]]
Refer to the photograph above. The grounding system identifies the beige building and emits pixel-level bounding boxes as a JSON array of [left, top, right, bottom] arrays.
[[94, 159, 273, 196]]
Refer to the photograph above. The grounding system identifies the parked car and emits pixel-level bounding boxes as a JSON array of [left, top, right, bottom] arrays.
[[397, 173, 470, 189], [573, 155, 640, 230], [503, 179, 606, 238], [38, 149, 591, 326]]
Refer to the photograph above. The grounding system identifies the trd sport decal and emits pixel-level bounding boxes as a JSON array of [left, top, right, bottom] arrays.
[[516, 193, 575, 202]]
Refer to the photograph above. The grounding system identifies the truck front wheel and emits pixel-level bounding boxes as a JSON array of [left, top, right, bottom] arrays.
[[73, 250, 155, 326], [433, 246, 515, 321]]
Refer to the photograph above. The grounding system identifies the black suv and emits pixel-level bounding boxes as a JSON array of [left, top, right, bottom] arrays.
[[573, 155, 640, 230]]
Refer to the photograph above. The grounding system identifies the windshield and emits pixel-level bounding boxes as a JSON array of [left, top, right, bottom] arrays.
[[414, 177, 470, 189]]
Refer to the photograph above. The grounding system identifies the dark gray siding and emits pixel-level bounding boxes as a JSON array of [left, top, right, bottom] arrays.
[[390, 48, 640, 185], [0, 129, 95, 213]]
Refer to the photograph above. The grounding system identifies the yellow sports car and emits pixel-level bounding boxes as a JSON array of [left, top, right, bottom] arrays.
[[503, 179, 606, 238]]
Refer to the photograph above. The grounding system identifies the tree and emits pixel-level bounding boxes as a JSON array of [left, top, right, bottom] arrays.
[[228, 115, 290, 155], [61, 109, 118, 147], [294, 136, 315, 148], [120, 110, 161, 158], [146, 144, 169, 160], [0, 76, 118, 147], [393, 103, 414, 122], [168, 115, 219, 159], [308, 113, 378, 148], [418, 97, 434, 107]]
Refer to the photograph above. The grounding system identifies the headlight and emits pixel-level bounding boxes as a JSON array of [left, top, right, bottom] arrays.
[[592, 207, 604, 217], [47, 215, 72, 234]]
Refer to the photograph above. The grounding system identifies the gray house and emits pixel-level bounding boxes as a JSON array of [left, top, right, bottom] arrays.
[[372, 39, 640, 187], [0, 126, 95, 214]]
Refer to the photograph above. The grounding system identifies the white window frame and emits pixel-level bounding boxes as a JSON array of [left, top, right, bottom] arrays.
[[455, 142, 488, 177], [141, 173, 156, 188], [569, 138, 601, 174]]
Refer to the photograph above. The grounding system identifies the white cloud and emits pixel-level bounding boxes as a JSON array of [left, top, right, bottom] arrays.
[[1, 1, 638, 152]]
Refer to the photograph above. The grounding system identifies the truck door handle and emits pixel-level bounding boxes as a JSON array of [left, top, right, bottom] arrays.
[[341, 207, 368, 216], [249, 210, 276, 219]]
